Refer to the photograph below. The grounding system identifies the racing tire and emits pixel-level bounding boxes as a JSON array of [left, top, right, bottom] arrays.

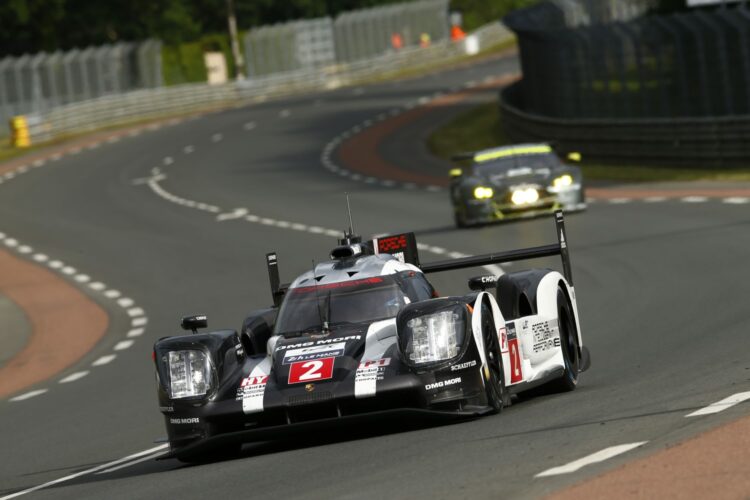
[[545, 286, 580, 393], [482, 306, 511, 413], [454, 210, 469, 229]]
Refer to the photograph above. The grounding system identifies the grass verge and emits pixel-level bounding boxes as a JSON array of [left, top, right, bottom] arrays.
[[427, 102, 750, 182]]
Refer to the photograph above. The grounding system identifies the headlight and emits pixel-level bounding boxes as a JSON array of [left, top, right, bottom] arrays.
[[473, 186, 494, 199], [166, 350, 213, 399], [403, 308, 465, 365], [511, 188, 539, 205], [552, 174, 573, 189]]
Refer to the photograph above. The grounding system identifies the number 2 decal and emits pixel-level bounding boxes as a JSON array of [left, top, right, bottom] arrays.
[[508, 339, 523, 383], [288, 357, 335, 384]]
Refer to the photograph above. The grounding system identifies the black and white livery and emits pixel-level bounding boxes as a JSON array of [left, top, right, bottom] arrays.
[[449, 143, 586, 227], [153, 211, 591, 461]]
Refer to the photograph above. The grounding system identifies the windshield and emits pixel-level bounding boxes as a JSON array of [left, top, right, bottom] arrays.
[[474, 154, 558, 178], [274, 276, 407, 335]]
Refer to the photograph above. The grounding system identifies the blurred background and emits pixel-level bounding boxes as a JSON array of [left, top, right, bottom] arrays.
[[2, 0, 749, 167]]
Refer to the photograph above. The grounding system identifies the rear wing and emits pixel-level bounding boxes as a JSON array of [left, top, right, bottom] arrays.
[[420, 211, 574, 285], [264, 211, 573, 307]]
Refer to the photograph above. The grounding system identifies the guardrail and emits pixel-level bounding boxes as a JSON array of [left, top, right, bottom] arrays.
[[10, 22, 513, 146], [500, 83, 750, 167]]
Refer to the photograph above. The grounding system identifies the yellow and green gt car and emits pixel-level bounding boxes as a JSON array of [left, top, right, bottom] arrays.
[[449, 143, 585, 228]]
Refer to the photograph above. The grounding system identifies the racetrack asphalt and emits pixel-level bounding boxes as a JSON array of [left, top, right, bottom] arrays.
[[1, 52, 750, 499]]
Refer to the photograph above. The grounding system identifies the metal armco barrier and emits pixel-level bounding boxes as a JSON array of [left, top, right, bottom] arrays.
[[502, 1, 750, 165], [13, 22, 512, 146], [500, 84, 750, 167]]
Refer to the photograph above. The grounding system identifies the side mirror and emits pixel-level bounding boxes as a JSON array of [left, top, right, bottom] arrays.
[[468, 275, 498, 291], [449, 168, 463, 178], [181, 315, 207, 334], [567, 152, 582, 162]]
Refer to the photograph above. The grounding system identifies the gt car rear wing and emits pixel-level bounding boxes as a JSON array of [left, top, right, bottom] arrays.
[[420, 211, 574, 285]]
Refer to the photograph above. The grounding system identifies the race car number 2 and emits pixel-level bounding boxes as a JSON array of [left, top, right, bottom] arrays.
[[508, 339, 523, 383], [288, 357, 335, 384]]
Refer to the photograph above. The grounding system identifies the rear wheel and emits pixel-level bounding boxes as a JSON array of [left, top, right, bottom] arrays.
[[482, 306, 510, 413], [546, 286, 580, 392]]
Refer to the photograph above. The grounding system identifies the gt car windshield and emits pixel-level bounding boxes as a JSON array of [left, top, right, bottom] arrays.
[[274, 276, 407, 336], [474, 154, 558, 177]]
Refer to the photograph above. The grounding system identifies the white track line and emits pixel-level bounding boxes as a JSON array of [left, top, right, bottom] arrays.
[[127, 328, 145, 338], [535, 442, 648, 477], [723, 197, 749, 204], [114, 340, 134, 351], [95, 449, 169, 474], [143, 174, 503, 275], [0, 444, 168, 499], [685, 391, 750, 417], [9, 389, 48, 402], [59, 371, 89, 384], [132, 317, 148, 327], [92, 354, 117, 366]]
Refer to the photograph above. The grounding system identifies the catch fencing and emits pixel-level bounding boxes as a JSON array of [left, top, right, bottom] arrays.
[[501, 0, 750, 165], [23, 22, 513, 144], [243, 0, 450, 77], [0, 40, 162, 131]]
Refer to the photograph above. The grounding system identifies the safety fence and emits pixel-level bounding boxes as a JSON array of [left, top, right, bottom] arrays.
[[243, 0, 450, 77], [501, 0, 750, 166], [19, 22, 513, 145], [501, 87, 750, 166], [0, 40, 162, 131]]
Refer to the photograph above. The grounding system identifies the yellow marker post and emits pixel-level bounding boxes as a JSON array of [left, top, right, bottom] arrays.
[[10, 116, 31, 148]]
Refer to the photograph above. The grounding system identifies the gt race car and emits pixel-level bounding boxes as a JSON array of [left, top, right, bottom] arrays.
[[153, 211, 591, 461], [449, 143, 586, 227]]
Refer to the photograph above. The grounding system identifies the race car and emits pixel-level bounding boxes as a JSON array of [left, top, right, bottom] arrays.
[[449, 143, 586, 227], [152, 211, 590, 462]]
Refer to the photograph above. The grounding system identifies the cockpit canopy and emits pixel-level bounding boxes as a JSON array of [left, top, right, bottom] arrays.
[[274, 271, 434, 336]]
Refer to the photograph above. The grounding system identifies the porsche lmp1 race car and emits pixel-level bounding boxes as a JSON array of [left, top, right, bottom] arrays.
[[449, 143, 586, 227], [153, 211, 590, 461]]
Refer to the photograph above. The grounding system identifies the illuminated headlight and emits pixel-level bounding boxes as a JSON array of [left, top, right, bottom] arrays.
[[404, 308, 465, 365], [473, 186, 494, 199], [552, 174, 573, 189], [511, 188, 539, 205], [166, 350, 213, 399]]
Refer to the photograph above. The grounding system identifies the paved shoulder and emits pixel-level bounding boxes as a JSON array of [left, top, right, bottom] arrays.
[[0, 291, 30, 369]]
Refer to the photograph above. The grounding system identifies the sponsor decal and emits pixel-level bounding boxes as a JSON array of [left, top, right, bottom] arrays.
[[159, 406, 174, 413], [170, 417, 200, 424], [425, 377, 462, 391], [450, 359, 477, 372], [275, 335, 361, 351], [531, 319, 560, 354], [506, 322, 517, 340], [354, 358, 390, 399], [282, 342, 345, 364], [509, 338, 523, 383], [499, 327, 508, 351], [236, 375, 269, 403], [288, 357, 335, 384]]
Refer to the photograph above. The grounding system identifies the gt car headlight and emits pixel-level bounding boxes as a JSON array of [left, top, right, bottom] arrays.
[[404, 308, 465, 365], [552, 174, 573, 189], [473, 186, 494, 199], [166, 350, 213, 399], [511, 188, 539, 205]]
